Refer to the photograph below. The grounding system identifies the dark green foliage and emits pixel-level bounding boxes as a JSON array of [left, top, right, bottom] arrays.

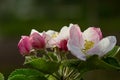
[[62, 55, 120, 73], [103, 57, 120, 68]]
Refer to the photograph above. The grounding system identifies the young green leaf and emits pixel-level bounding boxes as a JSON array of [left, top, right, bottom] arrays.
[[25, 58, 60, 74], [8, 69, 47, 80], [0, 72, 4, 80]]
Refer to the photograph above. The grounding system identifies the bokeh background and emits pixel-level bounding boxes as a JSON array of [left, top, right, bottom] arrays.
[[0, 0, 120, 80]]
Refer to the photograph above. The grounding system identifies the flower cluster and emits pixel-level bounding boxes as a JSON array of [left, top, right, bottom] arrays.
[[2, 24, 119, 80], [18, 24, 116, 61], [0, 24, 119, 80]]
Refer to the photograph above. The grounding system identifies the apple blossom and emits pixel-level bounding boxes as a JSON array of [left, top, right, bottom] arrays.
[[30, 29, 45, 50], [44, 24, 72, 51], [18, 36, 32, 55], [55, 24, 72, 51], [67, 24, 116, 61], [42, 30, 59, 48]]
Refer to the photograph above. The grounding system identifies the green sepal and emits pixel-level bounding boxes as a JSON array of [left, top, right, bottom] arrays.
[[106, 46, 120, 57], [48, 75, 57, 80], [61, 59, 81, 68], [43, 52, 58, 61]]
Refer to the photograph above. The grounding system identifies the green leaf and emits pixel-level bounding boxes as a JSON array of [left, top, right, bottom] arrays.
[[106, 46, 120, 57], [25, 58, 60, 74], [103, 57, 120, 67], [0, 72, 4, 80], [8, 75, 28, 80], [8, 69, 47, 80], [78, 55, 120, 72]]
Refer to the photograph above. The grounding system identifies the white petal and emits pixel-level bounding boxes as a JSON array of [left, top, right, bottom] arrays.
[[87, 36, 117, 57], [55, 24, 73, 46], [30, 29, 38, 34], [30, 29, 42, 35], [67, 39, 86, 61], [42, 31, 56, 48], [57, 26, 69, 40], [57, 24, 73, 40], [46, 30, 58, 37]]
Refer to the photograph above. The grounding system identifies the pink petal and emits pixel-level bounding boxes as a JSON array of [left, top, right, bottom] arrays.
[[67, 24, 86, 60], [18, 36, 32, 55], [57, 39, 68, 51], [69, 24, 84, 48], [93, 27, 102, 39], [83, 27, 102, 44], [30, 32, 45, 49]]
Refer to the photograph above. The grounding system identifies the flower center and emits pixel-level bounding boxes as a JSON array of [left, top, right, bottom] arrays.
[[82, 40, 94, 53], [52, 32, 59, 38]]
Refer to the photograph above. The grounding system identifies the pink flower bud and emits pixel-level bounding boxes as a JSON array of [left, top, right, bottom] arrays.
[[58, 39, 68, 51], [18, 36, 32, 55], [30, 32, 45, 50]]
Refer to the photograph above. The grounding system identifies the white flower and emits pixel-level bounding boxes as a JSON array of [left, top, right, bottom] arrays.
[[44, 24, 72, 51], [67, 24, 117, 61]]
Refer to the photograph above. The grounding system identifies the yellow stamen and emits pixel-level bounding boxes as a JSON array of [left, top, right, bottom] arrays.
[[52, 32, 59, 38], [82, 40, 94, 53]]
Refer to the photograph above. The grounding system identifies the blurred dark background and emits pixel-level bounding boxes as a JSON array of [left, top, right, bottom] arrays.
[[0, 0, 120, 80]]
